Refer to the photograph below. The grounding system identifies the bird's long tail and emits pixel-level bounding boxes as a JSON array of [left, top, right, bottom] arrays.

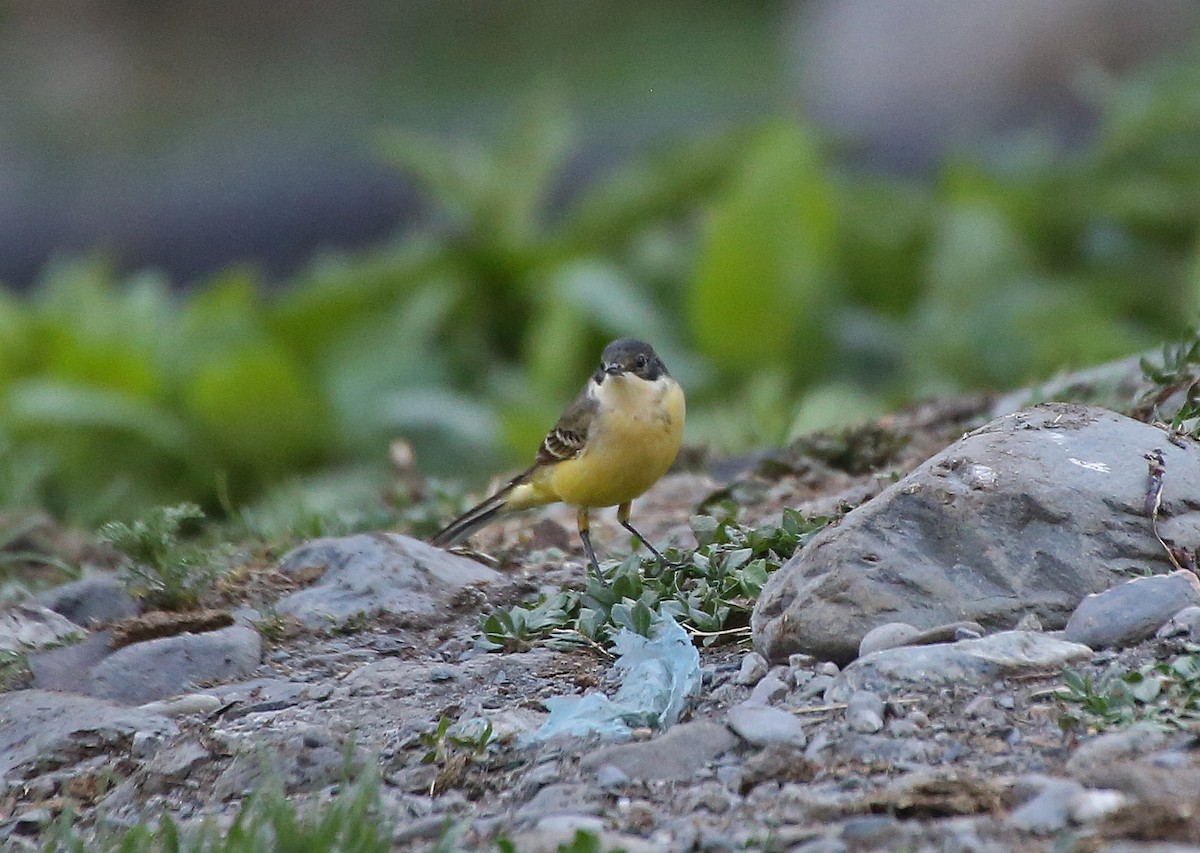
[[429, 469, 533, 547]]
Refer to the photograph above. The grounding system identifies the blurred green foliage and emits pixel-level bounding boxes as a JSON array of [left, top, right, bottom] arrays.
[[2, 54, 1200, 524]]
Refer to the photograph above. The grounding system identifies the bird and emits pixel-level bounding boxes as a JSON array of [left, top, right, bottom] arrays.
[[430, 338, 685, 582]]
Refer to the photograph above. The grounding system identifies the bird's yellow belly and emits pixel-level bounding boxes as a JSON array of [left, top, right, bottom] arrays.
[[540, 384, 684, 508]]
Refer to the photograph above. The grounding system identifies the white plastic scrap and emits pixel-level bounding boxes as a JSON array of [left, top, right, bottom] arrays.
[[522, 617, 702, 743]]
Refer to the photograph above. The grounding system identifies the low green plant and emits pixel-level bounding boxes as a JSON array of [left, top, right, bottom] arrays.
[[98, 503, 225, 611], [41, 768, 391, 853], [1132, 325, 1200, 433], [418, 714, 497, 797], [1057, 654, 1200, 733], [480, 508, 826, 651]]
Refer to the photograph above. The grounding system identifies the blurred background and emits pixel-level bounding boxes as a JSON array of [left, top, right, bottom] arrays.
[[2, 0, 1200, 527]]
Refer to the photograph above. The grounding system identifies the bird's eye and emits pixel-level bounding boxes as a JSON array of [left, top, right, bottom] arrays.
[[636, 354, 648, 369]]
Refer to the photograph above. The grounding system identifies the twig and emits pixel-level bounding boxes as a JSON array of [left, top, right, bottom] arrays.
[[1144, 449, 1196, 573], [681, 624, 751, 638]]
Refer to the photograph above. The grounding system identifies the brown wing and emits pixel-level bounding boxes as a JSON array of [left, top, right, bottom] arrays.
[[535, 389, 597, 465]]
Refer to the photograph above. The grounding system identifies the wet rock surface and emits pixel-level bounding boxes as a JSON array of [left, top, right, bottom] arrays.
[[5, 399, 1200, 851]]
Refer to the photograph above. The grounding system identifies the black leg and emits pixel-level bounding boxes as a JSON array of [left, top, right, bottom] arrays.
[[577, 507, 609, 586], [617, 502, 668, 569]]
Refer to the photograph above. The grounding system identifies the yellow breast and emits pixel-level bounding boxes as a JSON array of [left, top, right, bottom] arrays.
[[538, 376, 684, 508]]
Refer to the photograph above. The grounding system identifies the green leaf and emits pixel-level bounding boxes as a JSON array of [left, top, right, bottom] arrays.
[[690, 121, 836, 376], [184, 345, 331, 474], [5, 380, 194, 458]]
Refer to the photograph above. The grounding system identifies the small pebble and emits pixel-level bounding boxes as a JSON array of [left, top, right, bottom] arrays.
[[845, 691, 885, 734], [1068, 789, 1127, 823], [816, 661, 840, 677], [735, 652, 769, 686], [797, 674, 835, 700], [1015, 613, 1043, 632], [131, 730, 168, 758], [906, 710, 930, 728], [138, 693, 221, 717], [429, 665, 457, 682], [595, 764, 629, 789], [748, 673, 789, 705], [788, 652, 817, 670]]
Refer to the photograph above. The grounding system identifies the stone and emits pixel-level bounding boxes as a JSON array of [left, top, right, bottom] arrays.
[[747, 673, 789, 705], [0, 604, 83, 652], [274, 532, 501, 629], [735, 651, 768, 686], [726, 703, 807, 748], [28, 630, 114, 691], [1065, 723, 1170, 776], [828, 631, 1092, 700], [857, 623, 921, 658], [514, 783, 603, 823], [580, 720, 737, 781], [86, 625, 262, 705], [1009, 776, 1085, 834], [1068, 788, 1127, 823], [211, 725, 360, 799], [1065, 570, 1200, 649], [594, 764, 629, 788], [507, 817, 667, 853], [1157, 605, 1200, 640], [752, 404, 1200, 663], [0, 690, 176, 778], [138, 693, 222, 716], [35, 574, 138, 627], [845, 691, 885, 733]]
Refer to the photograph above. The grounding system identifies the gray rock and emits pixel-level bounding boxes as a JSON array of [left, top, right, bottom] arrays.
[[138, 694, 222, 716], [797, 674, 836, 700], [747, 673, 789, 705], [594, 764, 628, 788], [811, 732, 943, 767], [274, 533, 501, 629], [36, 574, 138, 627], [857, 623, 921, 658], [514, 783, 602, 823], [1065, 570, 1200, 649], [212, 725, 360, 799], [752, 404, 1200, 663], [1015, 613, 1044, 631], [735, 651, 768, 685], [857, 620, 986, 658], [139, 739, 210, 794], [1157, 605, 1200, 640], [828, 631, 1091, 700], [845, 691, 885, 733], [28, 630, 114, 691], [1009, 776, 1085, 834], [1065, 723, 1170, 776], [839, 815, 900, 848], [508, 816, 667, 853], [0, 604, 83, 652], [726, 703, 807, 748], [580, 720, 737, 781], [87, 625, 262, 704], [1068, 788, 1128, 823], [0, 690, 177, 778]]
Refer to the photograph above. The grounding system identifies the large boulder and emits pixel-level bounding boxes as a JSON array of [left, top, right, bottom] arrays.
[[753, 404, 1200, 663]]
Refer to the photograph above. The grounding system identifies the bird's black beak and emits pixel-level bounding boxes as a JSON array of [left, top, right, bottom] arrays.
[[603, 362, 623, 376]]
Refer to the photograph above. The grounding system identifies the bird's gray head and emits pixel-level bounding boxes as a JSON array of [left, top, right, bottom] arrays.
[[594, 339, 668, 383]]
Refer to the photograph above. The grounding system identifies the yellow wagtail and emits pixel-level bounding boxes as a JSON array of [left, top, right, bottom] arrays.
[[431, 338, 685, 581]]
